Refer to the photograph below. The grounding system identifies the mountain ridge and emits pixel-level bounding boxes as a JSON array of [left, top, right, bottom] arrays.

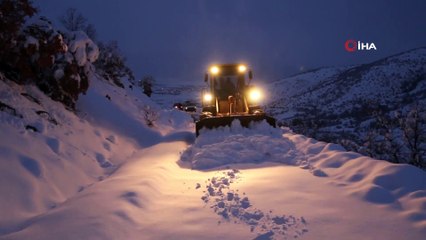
[[267, 47, 426, 168], [269, 47, 426, 118]]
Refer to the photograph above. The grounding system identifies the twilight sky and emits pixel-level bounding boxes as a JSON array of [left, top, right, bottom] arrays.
[[34, 0, 426, 83]]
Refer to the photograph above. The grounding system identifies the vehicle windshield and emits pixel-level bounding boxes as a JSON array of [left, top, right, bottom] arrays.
[[216, 76, 238, 91], [213, 75, 245, 99]]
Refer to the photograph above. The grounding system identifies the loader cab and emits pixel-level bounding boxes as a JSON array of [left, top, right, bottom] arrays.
[[214, 76, 241, 99], [206, 64, 250, 98]]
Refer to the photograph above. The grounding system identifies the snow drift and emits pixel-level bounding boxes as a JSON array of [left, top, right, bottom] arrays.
[[181, 122, 426, 232], [0, 75, 193, 235], [181, 120, 301, 169]]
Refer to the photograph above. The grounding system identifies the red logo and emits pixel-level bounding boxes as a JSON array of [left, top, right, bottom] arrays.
[[345, 39, 357, 52], [345, 39, 377, 52]]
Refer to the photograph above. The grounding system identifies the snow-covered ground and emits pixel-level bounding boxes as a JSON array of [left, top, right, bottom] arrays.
[[1, 74, 425, 239], [151, 82, 204, 109]]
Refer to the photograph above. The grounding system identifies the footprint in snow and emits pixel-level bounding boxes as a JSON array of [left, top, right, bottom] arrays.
[[200, 169, 308, 239], [121, 191, 144, 208]]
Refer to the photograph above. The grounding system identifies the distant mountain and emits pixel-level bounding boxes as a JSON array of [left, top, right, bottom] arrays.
[[269, 47, 426, 120], [268, 47, 426, 168], [152, 83, 204, 109]]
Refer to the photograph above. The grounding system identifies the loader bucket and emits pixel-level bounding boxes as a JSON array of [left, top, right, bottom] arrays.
[[195, 115, 276, 137]]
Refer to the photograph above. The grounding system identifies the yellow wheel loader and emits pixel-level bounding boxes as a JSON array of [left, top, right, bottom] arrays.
[[195, 63, 276, 136]]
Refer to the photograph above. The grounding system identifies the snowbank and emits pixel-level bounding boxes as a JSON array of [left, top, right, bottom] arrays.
[[288, 133, 426, 229], [0, 79, 108, 230], [181, 120, 301, 169], [77, 77, 194, 147], [0, 75, 194, 234], [181, 123, 426, 231]]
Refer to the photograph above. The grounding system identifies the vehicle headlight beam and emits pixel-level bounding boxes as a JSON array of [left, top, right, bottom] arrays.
[[210, 66, 220, 75], [248, 88, 263, 103]]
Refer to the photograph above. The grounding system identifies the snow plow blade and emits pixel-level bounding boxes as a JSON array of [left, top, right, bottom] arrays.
[[195, 115, 276, 137]]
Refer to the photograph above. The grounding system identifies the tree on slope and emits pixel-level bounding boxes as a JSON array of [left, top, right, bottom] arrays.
[[1, 1, 99, 109], [364, 104, 426, 169], [400, 104, 425, 168], [19, 17, 99, 109], [59, 7, 96, 40], [0, 0, 36, 78], [95, 41, 135, 88], [59, 8, 135, 88], [139, 75, 155, 97]]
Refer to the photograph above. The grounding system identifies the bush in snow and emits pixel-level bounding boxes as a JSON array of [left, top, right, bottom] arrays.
[[95, 41, 135, 88], [139, 75, 155, 97], [363, 110, 405, 163], [400, 105, 425, 168], [0, 2, 99, 110], [1, 3, 134, 109], [0, 0, 36, 76], [287, 97, 426, 170], [59, 8, 134, 88], [18, 17, 99, 109], [59, 7, 96, 40], [288, 103, 326, 139], [141, 105, 158, 127], [361, 104, 426, 169]]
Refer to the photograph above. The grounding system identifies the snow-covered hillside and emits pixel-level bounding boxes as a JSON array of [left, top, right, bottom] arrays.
[[152, 82, 204, 109], [269, 47, 426, 120], [0, 74, 193, 237], [1, 56, 426, 239], [267, 48, 426, 167]]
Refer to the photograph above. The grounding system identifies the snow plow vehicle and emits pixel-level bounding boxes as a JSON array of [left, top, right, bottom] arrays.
[[196, 64, 276, 136]]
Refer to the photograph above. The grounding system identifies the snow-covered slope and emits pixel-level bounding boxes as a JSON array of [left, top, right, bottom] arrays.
[[266, 48, 426, 167], [152, 82, 204, 109], [268, 66, 351, 106], [0, 74, 193, 235], [269, 47, 426, 120]]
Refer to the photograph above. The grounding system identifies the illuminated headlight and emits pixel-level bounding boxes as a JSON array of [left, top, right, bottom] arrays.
[[248, 88, 263, 102], [203, 93, 213, 102], [210, 66, 220, 75], [238, 65, 247, 73]]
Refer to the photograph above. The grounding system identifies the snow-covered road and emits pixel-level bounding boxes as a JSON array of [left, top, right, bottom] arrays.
[[1, 141, 254, 240], [2, 133, 425, 240]]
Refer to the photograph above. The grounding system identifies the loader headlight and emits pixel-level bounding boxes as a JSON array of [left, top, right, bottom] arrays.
[[210, 66, 220, 75], [203, 93, 213, 102], [238, 65, 247, 73], [248, 88, 263, 102]]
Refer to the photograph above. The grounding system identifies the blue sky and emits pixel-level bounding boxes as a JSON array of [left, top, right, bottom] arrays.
[[34, 0, 426, 83]]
